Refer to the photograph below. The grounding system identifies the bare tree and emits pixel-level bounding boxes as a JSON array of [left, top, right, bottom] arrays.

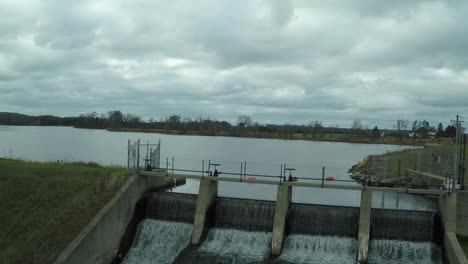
[[351, 119, 363, 130], [396, 119, 409, 131], [237, 115, 252, 128], [308, 120, 323, 133]]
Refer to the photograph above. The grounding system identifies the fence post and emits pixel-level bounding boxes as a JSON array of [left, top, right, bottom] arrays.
[[384, 153, 387, 178], [127, 139, 130, 170], [321, 166, 325, 188], [240, 163, 243, 182], [137, 139, 140, 174], [202, 160, 205, 179], [244, 161, 247, 180], [280, 165, 283, 183]]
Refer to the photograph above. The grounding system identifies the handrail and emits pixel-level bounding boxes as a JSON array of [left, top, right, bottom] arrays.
[[139, 170, 449, 195]]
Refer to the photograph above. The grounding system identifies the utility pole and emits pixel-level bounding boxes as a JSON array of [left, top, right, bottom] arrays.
[[451, 115, 465, 191]]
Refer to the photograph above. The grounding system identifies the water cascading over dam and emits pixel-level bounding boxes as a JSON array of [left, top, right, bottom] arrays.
[[368, 209, 443, 264], [120, 192, 197, 264], [117, 192, 444, 264], [175, 197, 276, 263], [278, 204, 360, 264]]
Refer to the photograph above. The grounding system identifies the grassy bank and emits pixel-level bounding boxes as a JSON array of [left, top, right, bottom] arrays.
[[349, 143, 465, 188], [108, 127, 451, 146], [459, 235, 468, 258], [0, 159, 128, 264]]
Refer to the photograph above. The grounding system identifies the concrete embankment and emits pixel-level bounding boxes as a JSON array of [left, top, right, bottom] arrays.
[[53, 173, 184, 264]]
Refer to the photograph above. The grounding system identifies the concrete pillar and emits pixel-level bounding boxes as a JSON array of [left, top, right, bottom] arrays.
[[271, 184, 292, 255], [357, 190, 372, 263], [440, 194, 457, 233], [191, 179, 218, 245]]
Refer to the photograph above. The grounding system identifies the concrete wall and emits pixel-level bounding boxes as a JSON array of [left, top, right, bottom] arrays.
[[191, 179, 218, 245], [440, 194, 458, 233], [445, 232, 468, 264], [439, 193, 468, 264], [457, 191, 468, 236], [357, 190, 372, 263], [53, 174, 179, 264], [271, 184, 292, 255]]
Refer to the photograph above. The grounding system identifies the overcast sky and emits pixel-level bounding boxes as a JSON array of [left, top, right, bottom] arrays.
[[1, 0, 467, 128]]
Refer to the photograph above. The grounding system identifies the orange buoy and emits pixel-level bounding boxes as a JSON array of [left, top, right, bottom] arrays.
[[292, 177, 298, 182], [248, 177, 256, 180], [325, 176, 334, 181]]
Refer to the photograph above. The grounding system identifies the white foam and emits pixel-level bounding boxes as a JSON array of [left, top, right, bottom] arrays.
[[278, 234, 357, 264], [368, 239, 442, 264], [122, 219, 192, 264], [199, 228, 272, 263]]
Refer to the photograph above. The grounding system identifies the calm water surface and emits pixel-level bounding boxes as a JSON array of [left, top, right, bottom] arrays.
[[0, 126, 435, 210]]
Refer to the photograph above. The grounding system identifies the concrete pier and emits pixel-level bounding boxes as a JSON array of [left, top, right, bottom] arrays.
[[271, 184, 293, 255], [357, 190, 372, 263], [191, 179, 218, 245]]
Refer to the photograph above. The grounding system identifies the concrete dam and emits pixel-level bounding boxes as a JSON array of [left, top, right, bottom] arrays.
[[53, 141, 467, 264], [112, 191, 444, 264]]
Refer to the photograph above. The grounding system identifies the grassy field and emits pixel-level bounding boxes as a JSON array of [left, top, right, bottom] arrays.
[[0, 159, 128, 264]]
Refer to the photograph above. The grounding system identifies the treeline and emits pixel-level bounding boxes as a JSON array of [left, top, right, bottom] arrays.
[[0, 111, 458, 139]]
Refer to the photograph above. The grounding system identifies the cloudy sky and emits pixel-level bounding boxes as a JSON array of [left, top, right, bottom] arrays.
[[1, 0, 467, 128]]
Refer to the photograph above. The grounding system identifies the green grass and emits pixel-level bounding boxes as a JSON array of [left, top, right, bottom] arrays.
[[351, 141, 468, 188], [0, 159, 128, 264], [374, 144, 456, 178]]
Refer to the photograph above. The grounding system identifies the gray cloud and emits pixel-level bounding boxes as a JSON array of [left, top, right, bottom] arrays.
[[0, 0, 467, 128]]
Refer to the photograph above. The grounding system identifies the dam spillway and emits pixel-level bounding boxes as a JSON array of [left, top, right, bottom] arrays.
[[114, 191, 445, 264]]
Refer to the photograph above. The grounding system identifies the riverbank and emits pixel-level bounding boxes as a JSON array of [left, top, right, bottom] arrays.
[[107, 127, 452, 146], [0, 159, 128, 264], [459, 236, 468, 258], [349, 143, 458, 188]]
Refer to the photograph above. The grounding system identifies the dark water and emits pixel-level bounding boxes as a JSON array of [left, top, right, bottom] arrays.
[[146, 192, 197, 223], [371, 209, 438, 242], [287, 204, 359, 237], [215, 198, 276, 232]]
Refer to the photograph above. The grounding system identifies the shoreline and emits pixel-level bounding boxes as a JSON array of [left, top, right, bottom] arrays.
[[106, 127, 450, 146], [348, 143, 459, 189]]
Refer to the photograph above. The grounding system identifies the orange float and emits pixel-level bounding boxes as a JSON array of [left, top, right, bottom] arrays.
[[325, 176, 334, 181]]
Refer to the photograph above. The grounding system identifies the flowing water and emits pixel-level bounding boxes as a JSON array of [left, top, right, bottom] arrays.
[[121, 219, 192, 264], [146, 192, 197, 223], [368, 240, 442, 264], [215, 198, 276, 232], [198, 228, 272, 263], [276, 235, 357, 264], [371, 209, 438, 241], [287, 204, 359, 237]]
